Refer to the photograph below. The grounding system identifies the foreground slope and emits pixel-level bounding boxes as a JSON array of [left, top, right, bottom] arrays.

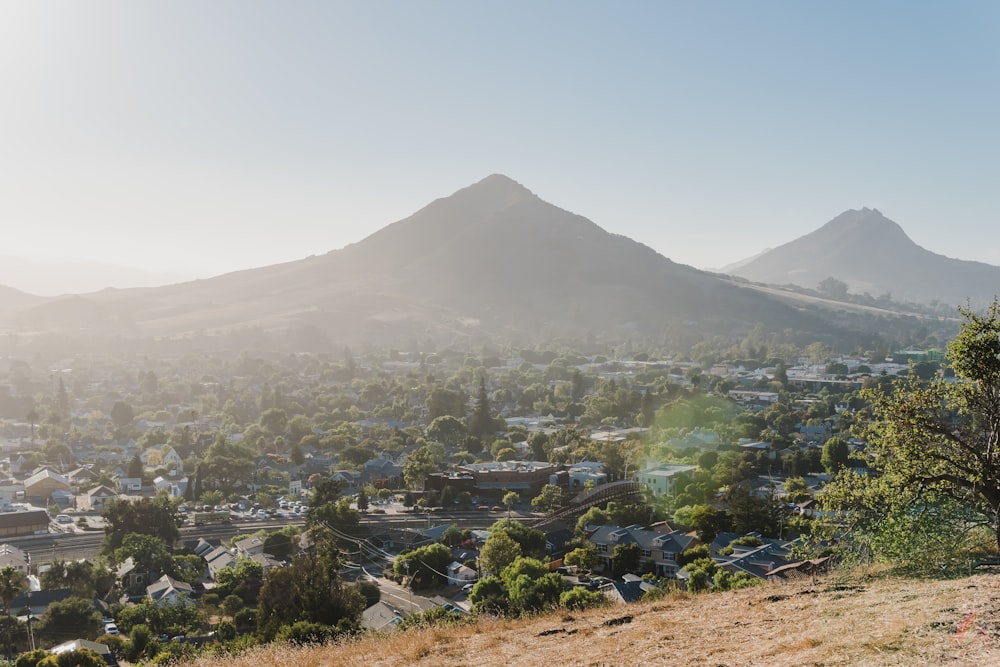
[[730, 208, 1000, 307], [187, 572, 1000, 667], [3, 175, 847, 346]]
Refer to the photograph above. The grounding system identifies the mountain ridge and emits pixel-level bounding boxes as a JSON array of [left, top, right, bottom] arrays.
[[0, 178, 930, 349], [729, 208, 1000, 306]]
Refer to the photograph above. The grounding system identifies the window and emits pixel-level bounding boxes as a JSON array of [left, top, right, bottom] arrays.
[[640, 549, 652, 558], [596, 543, 608, 553], [663, 552, 676, 562]]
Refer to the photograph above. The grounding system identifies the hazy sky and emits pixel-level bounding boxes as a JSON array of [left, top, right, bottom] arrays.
[[2, 1, 999, 286]]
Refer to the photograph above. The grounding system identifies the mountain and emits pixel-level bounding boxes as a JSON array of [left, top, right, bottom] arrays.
[[729, 208, 1000, 307], [0, 255, 190, 296], [0, 177, 891, 348]]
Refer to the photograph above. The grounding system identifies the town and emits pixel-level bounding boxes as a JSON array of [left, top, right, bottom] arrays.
[[0, 340, 949, 665]]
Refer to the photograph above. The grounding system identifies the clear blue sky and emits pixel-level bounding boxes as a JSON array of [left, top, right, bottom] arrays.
[[2, 1, 998, 281]]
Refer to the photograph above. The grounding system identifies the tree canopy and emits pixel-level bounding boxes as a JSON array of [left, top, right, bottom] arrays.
[[823, 300, 1000, 565]]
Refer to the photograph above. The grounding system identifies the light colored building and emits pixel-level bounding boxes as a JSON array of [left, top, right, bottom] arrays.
[[0, 543, 28, 572], [634, 465, 697, 497]]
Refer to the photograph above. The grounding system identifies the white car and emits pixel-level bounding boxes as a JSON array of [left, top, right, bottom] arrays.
[[55, 514, 74, 524], [104, 622, 119, 636]]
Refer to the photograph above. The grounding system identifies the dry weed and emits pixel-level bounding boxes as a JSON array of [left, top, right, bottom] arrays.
[[181, 572, 1000, 667]]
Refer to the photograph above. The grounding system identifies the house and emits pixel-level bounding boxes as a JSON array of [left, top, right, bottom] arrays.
[[65, 467, 101, 491], [0, 510, 50, 538], [11, 588, 73, 620], [544, 528, 574, 558], [204, 547, 236, 581], [586, 524, 697, 577], [0, 482, 24, 511], [633, 465, 697, 497], [141, 445, 183, 474], [117, 557, 149, 590], [153, 476, 188, 497], [446, 561, 476, 587], [233, 535, 266, 559], [363, 457, 404, 485], [49, 638, 117, 665], [0, 543, 28, 572], [116, 477, 143, 494], [146, 574, 194, 605], [714, 539, 797, 580], [361, 600, 403, 632], [82, 485, 119, 511], [23, 469, 71, 504], [51, 488, 75, 509], [599, 576, 655, 604]]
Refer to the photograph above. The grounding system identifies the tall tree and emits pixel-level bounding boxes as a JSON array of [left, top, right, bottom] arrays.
[[821, 437, 850, 473], [468, 375, 494, 439], [0, 567, 27, 616], [101, 497, 179, 553], [256, 535, 363, 640], [823, 300, 1000, 560], [110, 401, 134, 428]]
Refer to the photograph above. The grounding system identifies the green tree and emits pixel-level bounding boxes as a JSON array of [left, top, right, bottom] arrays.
[[478, 530, 521, 576], [393, 543, 453, 590], [783, 476, 812, 504], [611, 542, 642, 578], [563, 545, 597, 574], [468, 375, 495, 440], [15, 649, 48, 667], [403, 445, 442, 490], [34, 597, 102, 642], [263, 532, 293, 560], [356, 486, 369, 513], [823, 300, 1000, 561], [0, 566, 27, 615], [36, 648, 106, 667], [688, 504, 729, 543], [101, 497, 179, 553], [115, 533, 173, 579], [110, 401, 134, 428], [468, 576, 508, 616], [560, 586, 609, 611], [502, 491, 519, 520], [500, 557, 563, 616], [256, 534, 363, 641], [426, 415, 468, 448], [259, 408, 288, 436], [126, 453, 144, 479], [821, 437, 850, 473], [201, 434, 255, 496], [531, 484, 564, 513], [215, 559, 264, 605], [307, 478, 361, 543], [488, 519, 546, 559]]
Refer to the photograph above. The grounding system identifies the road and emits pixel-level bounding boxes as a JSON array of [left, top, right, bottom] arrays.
[[370, 576, 438, 615]]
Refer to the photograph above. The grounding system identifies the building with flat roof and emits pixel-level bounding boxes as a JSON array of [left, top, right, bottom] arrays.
[[634, 465, 697, 497]]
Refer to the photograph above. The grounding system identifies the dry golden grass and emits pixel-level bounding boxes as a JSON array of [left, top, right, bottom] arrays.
[[183, 570, 1000, 667]]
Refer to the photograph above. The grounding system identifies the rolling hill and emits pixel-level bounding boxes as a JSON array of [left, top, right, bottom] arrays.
[[0, 178, 907, 349], [728, 208, 1000, 307]]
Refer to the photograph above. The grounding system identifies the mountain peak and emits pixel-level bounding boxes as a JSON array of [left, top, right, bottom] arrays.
[[818, 208, 911, 246], [457, 173, 538, 204]]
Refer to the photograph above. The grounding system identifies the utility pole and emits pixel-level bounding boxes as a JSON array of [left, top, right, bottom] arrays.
[[25, 553, 34, 651]]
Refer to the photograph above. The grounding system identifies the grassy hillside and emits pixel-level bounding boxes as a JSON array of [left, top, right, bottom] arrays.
[[184, 570, 1000, 667]]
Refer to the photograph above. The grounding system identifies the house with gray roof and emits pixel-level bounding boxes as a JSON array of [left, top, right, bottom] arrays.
[[586, 524, 697, 577]]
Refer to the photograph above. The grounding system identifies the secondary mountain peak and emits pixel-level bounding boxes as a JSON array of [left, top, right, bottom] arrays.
[[729, 208, 1000, 306]]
